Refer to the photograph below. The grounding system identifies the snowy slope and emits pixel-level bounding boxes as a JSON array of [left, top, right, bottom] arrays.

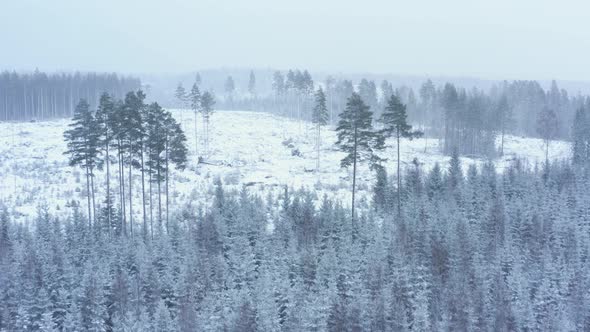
[[0, 110, 571, 221]]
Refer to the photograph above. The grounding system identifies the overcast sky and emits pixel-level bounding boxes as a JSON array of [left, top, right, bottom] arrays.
[[1, 0, 588, 81]]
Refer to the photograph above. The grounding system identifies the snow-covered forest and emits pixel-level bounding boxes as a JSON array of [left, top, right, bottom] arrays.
[[3, 1, 590, 330], [1, 68, 590, 331]]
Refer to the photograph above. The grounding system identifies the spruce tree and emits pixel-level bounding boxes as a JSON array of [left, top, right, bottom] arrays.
[[312, 87, 329, 172], [379, 94, 422, 217], [335, 92, 382, 223]]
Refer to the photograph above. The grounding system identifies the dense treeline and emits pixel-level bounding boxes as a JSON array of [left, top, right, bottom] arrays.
[[0, 70, 140, 121], [1, 155, 589, 331], [206, 70, 585, 157]]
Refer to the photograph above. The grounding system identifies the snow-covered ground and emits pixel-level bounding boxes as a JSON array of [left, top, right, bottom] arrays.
[[0, 110, 571, 221]]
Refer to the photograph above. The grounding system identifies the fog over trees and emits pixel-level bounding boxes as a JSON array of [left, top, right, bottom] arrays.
[[2, 1, 590, 328], [0, 70, 140, 121]]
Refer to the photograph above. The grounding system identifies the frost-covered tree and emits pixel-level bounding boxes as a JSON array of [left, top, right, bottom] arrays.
[[335, 92, 382, 222], [378, 94, 422, 216], [537, 107, 559, 162], [175, 82, 188, 125], [200, 91, 215, 157], [312, 87, 329, 172], [248, 70, 256, 97], [189, 83, 201, 158], [64, 99, 100, 227], [224, 76, 235, 109]]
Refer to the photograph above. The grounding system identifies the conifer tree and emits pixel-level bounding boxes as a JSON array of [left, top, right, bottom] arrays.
[[312, 87, 329, 172], [248, 70, 256, 97], [64, 99, 100, 227], [175, 82, 188, 126], [122, 90, 146, 237], [447, 148, 463, 194], [536, 107, 559, 162], [335, 92, 382, 223], [200, 91, 215, 157], [379, 94, 422, 217], [572, 105, 589, 165], [189, 83, 201, 158], [496, 94, 513, 156], [419, 79, 436, 152], [95, 93, 115, 236], [225, 76, 235, 109], [164, 114, 188, 231]]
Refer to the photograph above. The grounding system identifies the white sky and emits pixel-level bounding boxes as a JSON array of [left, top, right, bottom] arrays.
[[1, 0, 589, 80]]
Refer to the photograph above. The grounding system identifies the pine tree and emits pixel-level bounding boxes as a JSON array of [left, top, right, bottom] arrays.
[[174, 82, 187, 126], [379, 94, 422, 217], [248, 70, 256, 97], [419, 79, 436, 153], [335, 92, 382, 224], [536, 107, 559, 162], [64, 99, 100, 227], [496, 94, 513, 156], [200, 91, 215, 158], [164, 114, 188, 231], [312, 87, 329, 172], [95, 93, 115, 237], [572, 105, 589, 166], [122, 90, 146, 237], [189, 83, 201, 159], [225, 76, 235, 109]]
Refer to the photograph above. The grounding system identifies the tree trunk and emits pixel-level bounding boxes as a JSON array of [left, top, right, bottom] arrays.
[[351, 125, 358, 227], [129, 154, 133, 238], [141, 143, 147, 240], [106, 141, 111, 237], [118, 141, 126, 236], [195, 110, 199, 158], [165, 136, 170, 233], [157, 157, 162, 230], [90, 169, 96, 228], [85, 163, 92, 228], [397, 131, 401, 218], [149, 162, 154, 240]]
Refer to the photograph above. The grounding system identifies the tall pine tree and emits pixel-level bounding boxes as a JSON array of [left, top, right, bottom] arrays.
[[312, 87, 329, 172], [335, 92, 382, 223], [64, 99, 100, 227], [379, 94, 422, 217]]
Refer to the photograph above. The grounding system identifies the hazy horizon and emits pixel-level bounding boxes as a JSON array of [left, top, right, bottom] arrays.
[[1, 0, 589, 81]]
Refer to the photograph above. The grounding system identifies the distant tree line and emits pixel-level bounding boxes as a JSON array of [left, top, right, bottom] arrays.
[[0, 70, 140, 121], [201, 70, 586, 158]]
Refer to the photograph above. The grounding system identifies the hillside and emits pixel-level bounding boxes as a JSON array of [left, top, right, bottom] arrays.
[[0, 110, 571, 221]]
